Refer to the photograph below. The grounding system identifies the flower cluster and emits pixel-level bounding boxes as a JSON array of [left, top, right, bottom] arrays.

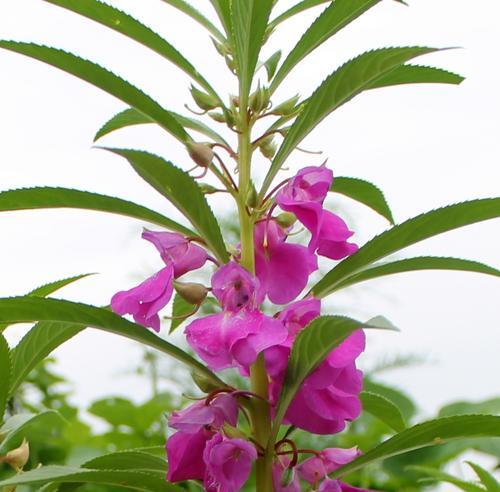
[[111, 166, 368, 491]]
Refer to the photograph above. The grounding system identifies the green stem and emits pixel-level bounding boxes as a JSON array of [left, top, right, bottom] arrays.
[[237, 115, 273, 491]]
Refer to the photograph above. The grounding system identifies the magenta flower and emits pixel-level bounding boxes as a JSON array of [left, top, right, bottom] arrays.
[[319, 480, 342, 492], [142, 229, 208, 277], [169, 393, 238, 434], [211, 261, 263, 311], [316, 211, 358, 260], [272, 458, 301, 492], [276, 165, 333, 250], [254, 220, 317, 304], [298, 447, 361, 484], [203, 433, 257, 492], [166, 428, 212, 482], [186, 309, 287, 373], [111, 265, 174, 332]]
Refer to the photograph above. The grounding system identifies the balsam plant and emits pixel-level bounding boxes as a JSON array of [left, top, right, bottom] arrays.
[[0, 1, 499, 491]]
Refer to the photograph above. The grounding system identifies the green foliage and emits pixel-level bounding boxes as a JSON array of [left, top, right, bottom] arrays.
[[467, 462, 500, 492], [370, 64, 465, 88], [169, 293, 196, 333], [360, 391, 406, 432], [408, 466, 486, 492], [313, 198, 500, 298], [330, 176, 395, 224], [0, 334, 11, 423]]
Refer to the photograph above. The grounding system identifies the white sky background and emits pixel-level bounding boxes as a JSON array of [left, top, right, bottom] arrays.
[[0, 0, 499, 484]]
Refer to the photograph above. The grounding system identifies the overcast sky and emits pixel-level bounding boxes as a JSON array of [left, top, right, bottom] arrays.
[[0, 0, 499, 484]]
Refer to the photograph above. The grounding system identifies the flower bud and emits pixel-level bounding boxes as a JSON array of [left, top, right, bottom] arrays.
[[225, 56, 236, 73], [191, 371, 221, 393], [275, 212, 297, 229], [199, 183, 219, 195], [190, 85, 219, 111], [4, 439, 29, 471], [272, 95, 300, 116], [245, 183, 258, 208], [174, 280, 208, 305], [249, 85, 270, 114], [187, 142, 214, 168], [211, 37, 231, 57], [259, 136, 277, 159], [280, 466, 297, 487], [208, 111, 226, 123]]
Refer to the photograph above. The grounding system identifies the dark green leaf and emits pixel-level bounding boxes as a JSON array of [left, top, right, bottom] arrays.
[[467, 462, 500, 492], [332, 256, 500, 293], [270, 0, 330, 28], [0, 187, 194, 236], [364, 379, 417, 421], [9, 321, 83, 396], [331, 176, 394, 224], [360, 391, 406, 432], [0, 297, 226, 389], [264, 50, 281, 81], [439, 398, 500, 418], [330, 415, 500, 477], [231, 0, 274, 104], [104, 148, 228, 262], [0, 334, 11, 422], [28, 273, 94, 298], [94, 107, 230, 146], [312, 198, 500, 298], [0, 42, 189, 143], [271, 0, 381, 92], [208, 0, 233, 40], [408, 466, 485, 492], [83, 450, 167, 474], [369, 64, 464, 89], [262, 46, 438, 195], [169, 293, 196, 333], [89, 397, 140, 428], [0, 465, 181, 491], [42, 0, 222, 105]]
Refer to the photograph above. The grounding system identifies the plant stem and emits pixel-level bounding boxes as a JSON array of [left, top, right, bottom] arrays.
[[237, 115, 273, 491]]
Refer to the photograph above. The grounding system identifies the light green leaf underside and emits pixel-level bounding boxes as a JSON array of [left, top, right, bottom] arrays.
[[94, 107, 229, 146], [0, 334, 11, 422], [408, 466, 486, 492], [312, 198, 500, 298], [360, 390, 406, 432], [262, 46, 438, 195], [330, 176, 394, 224], [105, 148, 229, 263], [0, 41, 189, 143], [0, 187, 194, 236], [331, 256, 500, 293], [0, 296, 226, 388], [0, 465, 181, 491], [42, 0, 221, 104], [271, 0, 381, 92], [331, 415, 500, 478]]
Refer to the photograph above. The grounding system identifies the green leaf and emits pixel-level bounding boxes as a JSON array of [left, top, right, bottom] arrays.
[[439, 397, 500, 418], [360, 391, 406, 433], [261, 46, 439, 196], [28, 273, 94, 298], [0, 411, 63, 453], [9, 321, 83, 396], [330, 415, 500, 478], [82, 450, 167, 474], [408, 465, 486, 492], [208, 0, 233, 40], [0, 296, 226, 389], [369, 64, 465, 89], [44, 0, 223, 106], [231, 0, 274, 104], [160, 0, 226, 42], [264, 50, 281, 81], [0, 42, 189, 143], [330, 176, 394, 224], [0, 465, 181, 491], [94, 107, 230, 146], [271, 0, 381, 92], [0, 187, 194, 236], [89, 397, 140, 428], [331, 256, 500, 293], [170, 293, 196, 333], [363, 379, 417, 421], [104, 148, 228, 263], [467, 462, 500, 492], [0, 334, 11, 423], [312, 198, 500, 298], [270, 0, 330, 28]]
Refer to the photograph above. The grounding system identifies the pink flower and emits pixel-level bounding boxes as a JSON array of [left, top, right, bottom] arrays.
[[166, 428, 211, 482], [276, 165, 333, 250], [186, 310, 287, 373], [319, 480, 342, 492], [298, 447, 361, 484], [272, 458, 301, 492], [254, 220, 317, 304], [142, 229, 208, 277], [203, 433, 257, 492], [212, 261, 263, 311], [316, 211, 358, 260], [111, 265, 174, 332], [169, 393, 238, 434]]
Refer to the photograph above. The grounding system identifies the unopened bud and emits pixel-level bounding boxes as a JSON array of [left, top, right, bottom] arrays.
[[174, 281, 208, 305], [245, 183, 258, 208], [276, 212, 297, 229], [208, 111, 226, 123], [199, 183, 219, 195], [272, 95, 300, 116], [249, 85, 270, 114], [225, 55, 236, 73], [191, 371, 220, 393], [211, 37, 231, 57], [259, 136, 277, 159], [187, 142, 214, 168], [4, 439, 29, 471], [280, 467, 296, 487], [190, 85, 219, 111]]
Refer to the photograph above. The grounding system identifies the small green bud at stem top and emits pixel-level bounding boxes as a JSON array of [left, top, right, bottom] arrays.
[[191, 372, 222, 393], [272, 95, 300, 116], [190, 85, 219, 111], [4, 439, 30, 471], [246, 182, 259, 209], [259, 136, 277, 159], [199, 183, 220, 194], [174, 281, 208, 305], [187, 142, 214, 168], [250, 85, 270, 114], [276, 212, 297, 228]]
